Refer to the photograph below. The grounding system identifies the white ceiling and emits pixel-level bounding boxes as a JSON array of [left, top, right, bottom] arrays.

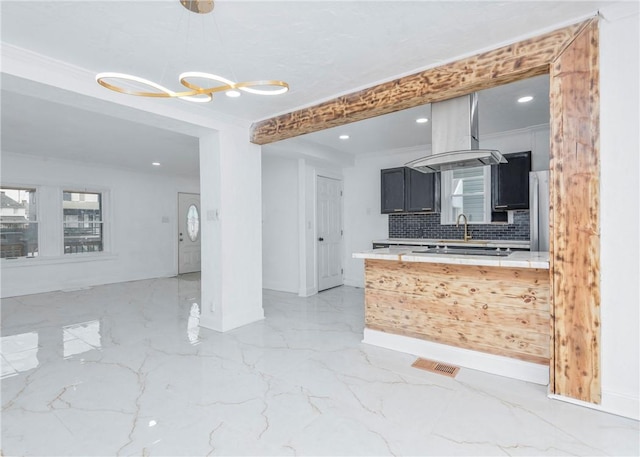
[[1, 89, 200, 177], [296, 75, 551, 156], [0, 1, 612, 176]]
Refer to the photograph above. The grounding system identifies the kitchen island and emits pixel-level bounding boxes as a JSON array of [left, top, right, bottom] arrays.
[[353, 246, 551, 384]]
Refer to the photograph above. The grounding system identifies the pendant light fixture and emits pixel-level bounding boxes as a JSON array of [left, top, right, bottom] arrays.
[[180, 0, 214, 14], [95, 0, 289, 103]]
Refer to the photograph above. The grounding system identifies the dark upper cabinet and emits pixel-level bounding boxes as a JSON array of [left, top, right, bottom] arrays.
[[491, 151, 531, 210], [380, 167, 406, 213], [405, 167, 440, 213], [381, 167, 440, 214]]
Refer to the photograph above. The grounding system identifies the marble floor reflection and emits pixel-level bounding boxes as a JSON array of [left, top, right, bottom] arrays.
[[1, 275, 638, 456]]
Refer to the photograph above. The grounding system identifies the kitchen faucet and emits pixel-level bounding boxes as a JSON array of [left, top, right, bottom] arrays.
[[456, 213, 472, 242]]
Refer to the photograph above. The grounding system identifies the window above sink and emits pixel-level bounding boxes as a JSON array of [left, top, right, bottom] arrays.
[[440, 166, 491, 224]]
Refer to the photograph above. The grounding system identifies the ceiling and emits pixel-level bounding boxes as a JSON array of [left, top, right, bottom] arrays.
[[295, 75, 551, 156], [0, 1, 612, 176], [1, 90, 201, 177]]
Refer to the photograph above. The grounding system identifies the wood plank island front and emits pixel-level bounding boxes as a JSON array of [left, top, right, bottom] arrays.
[[353, 247, 551, 383]]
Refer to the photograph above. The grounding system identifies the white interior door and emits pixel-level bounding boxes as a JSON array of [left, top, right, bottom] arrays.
[[317, 176, 343, 291], [178, 193, 201, 274]]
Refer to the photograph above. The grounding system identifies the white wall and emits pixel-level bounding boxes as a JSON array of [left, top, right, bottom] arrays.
[[597, 5, 639, 420], [261, 155, 299, 293], [1, 152, 199, 297], [343, 126, 549, 288], [260, 151, 343, 297], [198, 128, 265, 332], [343, 147, 426, 287]]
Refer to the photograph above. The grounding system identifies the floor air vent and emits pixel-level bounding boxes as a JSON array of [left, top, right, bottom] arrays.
[[411, 358, 460, 378]]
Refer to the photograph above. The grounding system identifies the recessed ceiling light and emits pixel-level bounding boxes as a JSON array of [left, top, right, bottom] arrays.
[[416, 117, 429, 124], [152, 162, 161, 166], [518, 96, 534, 103], [339, 134, 350, 140], [226, 90, 241, 98]]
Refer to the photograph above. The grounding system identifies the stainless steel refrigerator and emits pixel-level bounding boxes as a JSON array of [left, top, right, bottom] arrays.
[[529, 170, 550, 252]]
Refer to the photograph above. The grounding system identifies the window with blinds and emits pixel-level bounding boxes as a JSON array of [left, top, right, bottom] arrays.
[[441, 166, 491, 224]]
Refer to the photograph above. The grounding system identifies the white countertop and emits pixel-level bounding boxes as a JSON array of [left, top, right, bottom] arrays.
[[353, 246, 549, 269], [373, 238, 531, 249]]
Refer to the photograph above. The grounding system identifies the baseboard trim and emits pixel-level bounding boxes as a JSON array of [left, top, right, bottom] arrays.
[[200, 309, 265, 333], [1, 272, 177, 298], [298, 286, 317, 297], [262, 280, 298, 294], [363, 328, 549, 385], [548, 391, 640, 421], [343, 278, 364, 288]]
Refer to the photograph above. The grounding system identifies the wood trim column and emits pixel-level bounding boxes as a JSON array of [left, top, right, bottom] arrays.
[[251, 17, 602, 404], [549, 19, 601, 403]]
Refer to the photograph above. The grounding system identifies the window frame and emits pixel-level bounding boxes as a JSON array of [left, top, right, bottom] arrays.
[[62, 189, 107, 256], [0, 186, 41, 259], [0, 184, 112, 265], [440, 166, 492, 225]]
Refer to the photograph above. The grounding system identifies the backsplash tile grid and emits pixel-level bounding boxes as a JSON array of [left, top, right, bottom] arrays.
[[389, 210, 530, 240]]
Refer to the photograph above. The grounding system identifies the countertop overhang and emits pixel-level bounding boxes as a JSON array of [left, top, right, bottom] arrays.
[[353, 246, 549, 269]]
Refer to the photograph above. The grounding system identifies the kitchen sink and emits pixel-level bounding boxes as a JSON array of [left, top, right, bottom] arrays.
[[411, 247, 511, 257], [436, 239, 487, 245]]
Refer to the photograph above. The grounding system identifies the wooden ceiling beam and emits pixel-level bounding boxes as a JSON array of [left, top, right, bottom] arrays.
[[250, 20, 590, 145]]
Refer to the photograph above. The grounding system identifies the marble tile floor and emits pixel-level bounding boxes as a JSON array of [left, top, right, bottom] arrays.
[[1, 274, 638, 456]]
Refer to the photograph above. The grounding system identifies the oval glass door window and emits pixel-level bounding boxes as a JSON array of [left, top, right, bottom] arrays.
[[186, 204, 200, 242]]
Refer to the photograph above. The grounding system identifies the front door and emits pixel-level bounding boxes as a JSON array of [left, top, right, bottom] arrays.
[[178, 193, 201, 274], [317, 176, 343, 291]]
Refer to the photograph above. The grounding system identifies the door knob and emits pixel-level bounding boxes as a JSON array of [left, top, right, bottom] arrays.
[[318, 237, 324, 241]]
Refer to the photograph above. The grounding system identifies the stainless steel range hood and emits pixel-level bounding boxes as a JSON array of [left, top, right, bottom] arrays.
[[406, 93, 506, 173]]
